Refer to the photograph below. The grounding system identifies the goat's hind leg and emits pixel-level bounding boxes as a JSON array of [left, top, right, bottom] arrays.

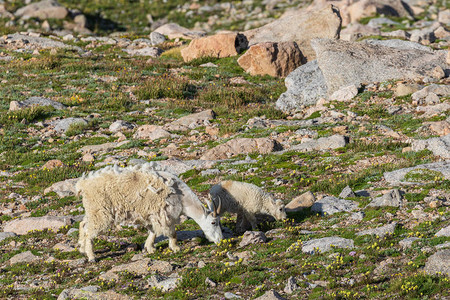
[[78, 218, 88, 254], [144, 229, 156, 254]]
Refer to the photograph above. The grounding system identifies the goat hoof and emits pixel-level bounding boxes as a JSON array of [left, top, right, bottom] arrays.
[[88, 258, 97, 263], [145, 247, 156, 254], [171, 246, 180, 253]]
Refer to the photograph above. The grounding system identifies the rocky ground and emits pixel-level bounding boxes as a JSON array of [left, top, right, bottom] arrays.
[[0, 0, 449, 299]]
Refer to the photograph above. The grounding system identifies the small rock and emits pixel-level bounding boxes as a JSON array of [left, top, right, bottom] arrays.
[[367, 189, 403, 207], [224, 292, 242, 299], [329, 85, 358, 101], [339, 185, 356, 198], [255, 290, 286, 300], [42, 159, 64, 170], [148, 274, 181, 292], [109, 120, 135, 133], [350, 211, 365, 221], [284, 276, 299, 294], [239, 231, 267, 247], [285, 191, 315, 212], [399, 237, 420, 249], [205, 277, 217, 287], [150, 31, 166, 45]]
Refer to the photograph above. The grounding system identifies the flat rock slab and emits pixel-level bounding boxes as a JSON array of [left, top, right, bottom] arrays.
[[129, 158, 216, 176], [1, 33, 79, 50], [436, 225, 450, 237], [275, 60, 328, 112], [164, 109, 216, 131], [244, 5, 341, 61], [367, 189, 403, 207], [424, 249, 450, 276], [201, 138, 282, 160], [99, 259, 151, 281], [153, 23, 205, 40], [412, 134, 450, 159], [123, 47, 163, 57], [44, 178, 79, 197], [384, 161, 450, 185], [311, 196, 358, 215], [356, 222, 397, 237], [312, 38, 448, 96], [9, 96, 66, 111], [58, 289, 132, 300], [9, 250, 41, 265], [289, 134, 348, 152], [3, 216, 73, 235], [302, 236, 354, 254]]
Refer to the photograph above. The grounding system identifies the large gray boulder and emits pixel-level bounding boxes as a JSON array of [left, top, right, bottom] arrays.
[[243, 5, 342, 61], [275, 60, 328, 112], [311, 38, 449, 96]]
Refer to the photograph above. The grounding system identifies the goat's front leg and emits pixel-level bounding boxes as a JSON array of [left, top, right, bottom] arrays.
[[168, 226, 180, 253]]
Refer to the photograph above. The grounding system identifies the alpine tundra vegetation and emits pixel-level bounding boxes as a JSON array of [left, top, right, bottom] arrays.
[[0, 0, 449, 299]]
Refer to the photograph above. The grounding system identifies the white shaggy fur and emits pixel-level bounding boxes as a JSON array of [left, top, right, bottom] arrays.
[[77, 163, 223, 262], [209, 180, 287, 232]]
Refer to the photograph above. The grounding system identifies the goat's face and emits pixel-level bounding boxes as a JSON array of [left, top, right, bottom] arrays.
[[274, 199, 287, 220], [198, 211, 223, 244]]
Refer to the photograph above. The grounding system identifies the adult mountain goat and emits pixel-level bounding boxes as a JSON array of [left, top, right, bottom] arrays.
[[209, 180, 286, 233], [76, 164, 223, 262]]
